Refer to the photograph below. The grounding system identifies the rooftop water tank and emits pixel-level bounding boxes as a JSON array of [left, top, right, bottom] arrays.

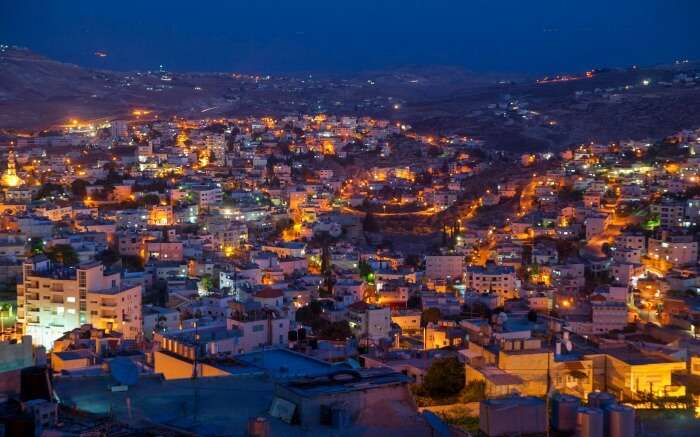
[[551, 394, 580, 433], [576, 407, 603, 437], [607, 404, 635, 437], [588, 391, 616, 409]]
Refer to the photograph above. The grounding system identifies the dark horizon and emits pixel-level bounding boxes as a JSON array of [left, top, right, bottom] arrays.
[[2, 0, 700, 76]]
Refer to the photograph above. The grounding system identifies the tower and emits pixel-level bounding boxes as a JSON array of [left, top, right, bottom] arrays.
[[2, 149, 23, 187]]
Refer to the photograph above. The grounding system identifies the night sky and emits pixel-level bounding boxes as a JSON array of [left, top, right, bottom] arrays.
[[2, 0, 699, 75]]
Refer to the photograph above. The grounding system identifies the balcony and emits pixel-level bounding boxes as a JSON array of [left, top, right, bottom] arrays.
[[100, 311, 117, 319]]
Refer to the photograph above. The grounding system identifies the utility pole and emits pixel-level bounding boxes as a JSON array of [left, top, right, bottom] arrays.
[[192, 320, 199, 426], [545, 332, 552, 437], [233, 262, 238, 299]]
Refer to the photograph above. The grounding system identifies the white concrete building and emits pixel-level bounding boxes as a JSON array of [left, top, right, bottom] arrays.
[[425, 255, 464, 280], [17, 257, 142, 348]]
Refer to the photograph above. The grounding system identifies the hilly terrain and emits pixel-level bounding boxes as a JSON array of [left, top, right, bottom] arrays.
[[1, 46, 700, 150]]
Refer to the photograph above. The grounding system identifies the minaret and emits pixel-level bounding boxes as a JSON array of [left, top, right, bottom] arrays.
[[6, 149, 16, 175], [2, 149, 23, 187]]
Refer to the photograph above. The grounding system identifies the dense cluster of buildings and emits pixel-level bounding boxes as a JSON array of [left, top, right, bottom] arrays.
[[1, 116, 700, 435]]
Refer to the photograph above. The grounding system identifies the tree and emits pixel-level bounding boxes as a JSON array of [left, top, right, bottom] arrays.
[[122, 255, 144, 271], [358, 260, 374, 283], [421, 307, 441, 326], [427, 147, 441, 158], [296, 301, 323, 326], [97, 248, 120, 267], [317, 321, 352, 341], [95, 182, 116, 201], [152, 279, 168, 307], [422, 357, 465, 398], [139, 194, 161, 207], [460, 381, 487, 403], [405, 254, 423, 269], [45, 244, 79, 267], [155, 315, 168, 333], [319, 235, 334, 297], [527, 309, 538, 322], [34, 183, 64, 200], [362, 212, 379, 233], [29, 238, 44, 255], [199, 274, 214, 293], [71, 179, 89, 198]]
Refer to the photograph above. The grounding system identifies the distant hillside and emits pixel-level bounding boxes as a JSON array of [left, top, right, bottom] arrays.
[[1, 46, 699, 150]]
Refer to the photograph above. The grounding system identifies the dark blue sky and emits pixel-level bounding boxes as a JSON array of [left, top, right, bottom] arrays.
[[2, 0, 699, 75]]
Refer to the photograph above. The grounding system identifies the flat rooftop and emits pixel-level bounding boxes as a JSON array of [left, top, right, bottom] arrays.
[[162, 324, 239, 347], [236, 348, 335, 379], [604, 346, 682, 365], [281, 368, 411, 398], [54, 374, 277, 436], [54, 369, 428, 436]]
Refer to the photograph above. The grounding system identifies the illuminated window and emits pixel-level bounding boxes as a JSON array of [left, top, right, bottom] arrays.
[[67, 297, 76, 303]]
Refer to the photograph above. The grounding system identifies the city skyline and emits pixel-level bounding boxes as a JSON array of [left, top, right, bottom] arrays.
[[1, 2, 700, 436]]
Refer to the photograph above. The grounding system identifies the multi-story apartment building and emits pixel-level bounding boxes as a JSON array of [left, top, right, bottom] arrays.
[[425, 255, 464, 280], [466, 263, 518, 299], [117, 232, 143, 257], [584, 212, 610, 240], [592, 345, 686, 400], [4, 187, 34, 204], [685, 197, 700, 227], [205, 133, 227, 161], [17, 256, 142, 348], [651, 200, 686, 229], [190, 185, 223, 209], [148, 205, 174, 226], [227, 307, 291, 351], [590, 302, 628, 333], [145, 240, 184, 261], [615, 232, 646, 252], [34, 204, 72, 222], [204, 216, 248, 254], [347, 302, 391, 342], [376, 279, 409, 308], [647, 233, 698, 267]]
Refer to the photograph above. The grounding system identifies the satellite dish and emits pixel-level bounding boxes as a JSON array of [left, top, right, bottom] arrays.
[[565, 341, 573, 352], [110, 357, 139, 386], [496, 312, 508, 325]]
